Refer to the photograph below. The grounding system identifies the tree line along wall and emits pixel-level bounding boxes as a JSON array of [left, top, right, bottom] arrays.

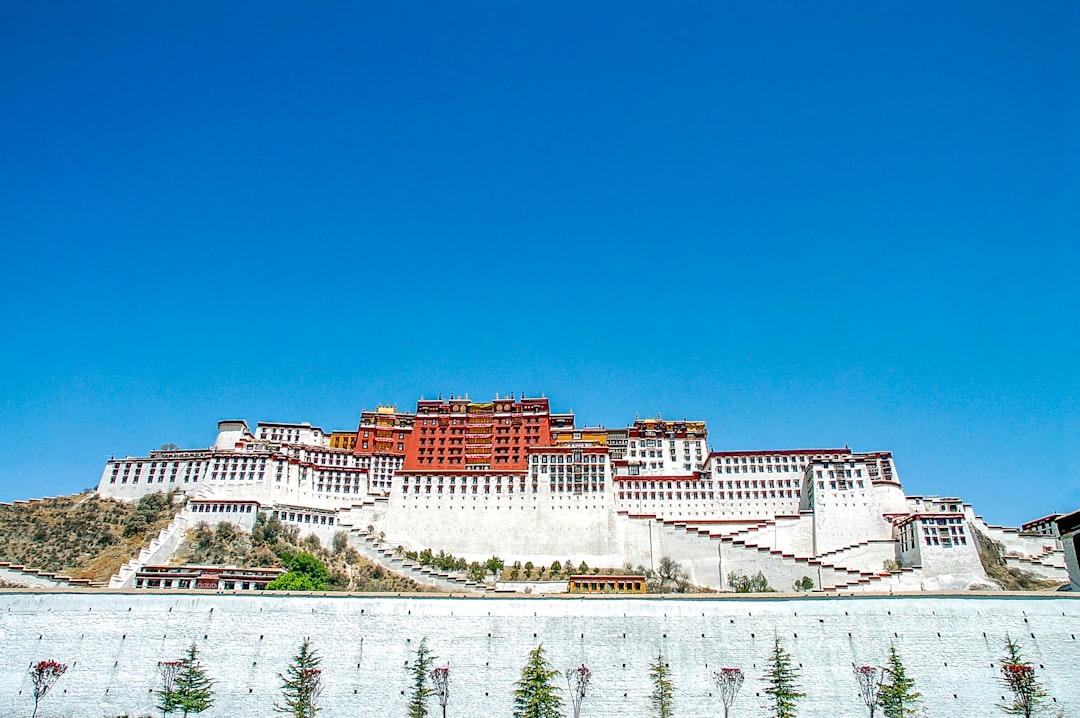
[[1, 591, 1077, 717]]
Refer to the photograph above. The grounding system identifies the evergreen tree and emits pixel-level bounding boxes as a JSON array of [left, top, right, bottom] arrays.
[[407, 638, 436, 718], [648, 653, 674, 718], [276, 638, 323, 717], [762, 638, 804, 718], [878, 646, 920, 718], [513, 644, 564, 718], [173, 643, 214, 717], [999, 635, 1049, 717]]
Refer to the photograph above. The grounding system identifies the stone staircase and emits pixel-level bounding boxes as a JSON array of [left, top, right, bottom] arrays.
[[107, 505, 193, 588], [970, 515, 1068, 583], [1003, 545, 1069, 581], [627, 511, 916, 593], [334, 519, 488, 594], [0, 562, 98, 588], [719, 528, 902, 592]]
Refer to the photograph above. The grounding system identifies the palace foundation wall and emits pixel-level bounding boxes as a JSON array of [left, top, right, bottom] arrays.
[[2, 591, 1076, 718]]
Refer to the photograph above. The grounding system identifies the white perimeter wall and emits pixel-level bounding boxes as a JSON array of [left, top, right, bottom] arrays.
[[1, 591, 1077, 718], [383, 492, 625, 566]]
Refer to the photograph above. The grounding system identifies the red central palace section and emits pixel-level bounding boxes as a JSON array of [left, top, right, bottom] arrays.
[[403, 396, 570, 471]]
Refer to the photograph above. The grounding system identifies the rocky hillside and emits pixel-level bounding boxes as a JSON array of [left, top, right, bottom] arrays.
[[0, 491, 184, 584], [174, 513, 437, 593], [974, 528, 1062, 591]]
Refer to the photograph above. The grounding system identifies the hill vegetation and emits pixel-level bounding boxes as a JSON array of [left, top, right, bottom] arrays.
[[0, 491, 184, 584], [173, 513, 437, 593], [973, 529, 1062, 591]]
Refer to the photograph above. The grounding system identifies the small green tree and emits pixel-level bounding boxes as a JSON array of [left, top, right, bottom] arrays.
[[656, 557, 686, 593], [486, 555, 505, 580], [276, 638, 323, 717], [550, 560, 562, 575], [999, 635, 1049, 717], [267, 572, 322, 591], [467, 561, 487, 583], [649, 653, 674, 718], [407, 638, 436, 718], [793, 576, 814, 592], [174, 643, 214, 717], [289, 552, 330, 583], [878, 646, 920, 718], [763, 638, 803, 718], [267, 552, 329, 591], [513, 644, 563, 718]]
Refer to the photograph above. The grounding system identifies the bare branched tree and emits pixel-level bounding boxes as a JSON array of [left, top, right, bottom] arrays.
[[999, 635, 1049, 718], [712, 667, 745, 718], [29, 660, 68, 718], [853, 664, 881, 718], [566, 664, 592, 718], [430, 666, 450, 718], [656, 557, 685, 593], [156, 661, 183, 716]]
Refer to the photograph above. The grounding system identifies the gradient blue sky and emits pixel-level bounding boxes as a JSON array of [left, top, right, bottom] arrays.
[[1, 2, 1077, 524]]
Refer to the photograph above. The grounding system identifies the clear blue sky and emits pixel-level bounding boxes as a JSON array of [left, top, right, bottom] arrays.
[[1, 2, 1076, 525]]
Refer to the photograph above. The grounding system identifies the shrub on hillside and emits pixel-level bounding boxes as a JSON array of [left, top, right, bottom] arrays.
[[0, 491, 184, 583], [174, 513, 434, 593], [728, 571, 775, 593]]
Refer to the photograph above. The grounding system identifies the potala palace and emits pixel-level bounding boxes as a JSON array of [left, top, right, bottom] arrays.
[[97, 394, 1072, 592]]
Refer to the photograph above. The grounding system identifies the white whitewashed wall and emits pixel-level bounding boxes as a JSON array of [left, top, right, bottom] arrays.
[[1, 591, 1077, 718]]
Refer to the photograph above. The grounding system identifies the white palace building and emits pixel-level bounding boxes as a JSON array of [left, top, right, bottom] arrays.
[[96, 394, 1070, 592]]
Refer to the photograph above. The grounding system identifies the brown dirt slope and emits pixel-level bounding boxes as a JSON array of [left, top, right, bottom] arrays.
[[0, 491, 184, 584], [974, 528, 1062, 591]]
